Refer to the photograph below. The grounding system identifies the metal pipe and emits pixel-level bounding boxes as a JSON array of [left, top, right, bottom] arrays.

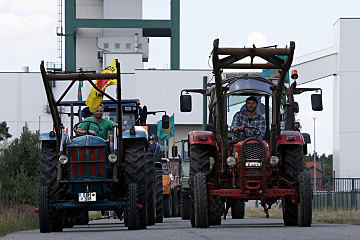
[[203, 76, 207, 130]]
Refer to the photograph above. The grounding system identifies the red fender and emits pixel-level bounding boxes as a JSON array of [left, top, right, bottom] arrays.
[[277, 130, 305, 146], [188, 131, 216, 147]]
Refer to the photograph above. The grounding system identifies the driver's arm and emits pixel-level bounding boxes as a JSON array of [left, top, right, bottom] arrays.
[[75, 127, 97, 136], [231, 112, 244, 133]]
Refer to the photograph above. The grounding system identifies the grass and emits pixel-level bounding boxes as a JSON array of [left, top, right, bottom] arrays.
[[0, 203, 38, 237], [245, 206, 360, 225]]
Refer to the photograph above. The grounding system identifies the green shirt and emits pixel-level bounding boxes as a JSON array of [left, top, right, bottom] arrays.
[[78, 117, 117, 140]]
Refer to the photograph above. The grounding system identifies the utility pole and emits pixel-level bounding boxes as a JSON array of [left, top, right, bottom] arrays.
[[313, 117, 317, 194]]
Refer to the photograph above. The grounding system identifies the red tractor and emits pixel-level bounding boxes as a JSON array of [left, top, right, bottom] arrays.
[[180, 39, 323, 228]]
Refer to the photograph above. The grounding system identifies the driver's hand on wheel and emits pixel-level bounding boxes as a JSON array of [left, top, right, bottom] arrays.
[[89, 130, 97, 136], [233, 126, 245, 133]]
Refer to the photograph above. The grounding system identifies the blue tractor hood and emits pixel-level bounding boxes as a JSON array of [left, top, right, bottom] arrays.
[[68, 135, 106, 147]]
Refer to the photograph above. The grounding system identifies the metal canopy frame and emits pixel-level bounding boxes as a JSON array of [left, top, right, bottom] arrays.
[[212, 39, 295, 161]]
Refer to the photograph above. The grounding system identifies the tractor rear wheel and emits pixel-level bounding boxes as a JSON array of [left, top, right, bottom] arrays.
[[298, 171, 312, 227], [127, 183, 140, 230], [125, 140, 148, 229], [40, 141, 58, 195], [181, 190, 190, 220], [146, 153, 156, 225], [208, 196, 222, 225], [194, 172, 209, 228], [39, 186, 51, 233], [163, 193, 172, 218], [281, 145, 305, 226], [155, 167, 164, 223], [231, 199, 245, 219]]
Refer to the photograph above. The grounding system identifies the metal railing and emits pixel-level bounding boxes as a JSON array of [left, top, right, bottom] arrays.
[[312, 178, 360, 210]]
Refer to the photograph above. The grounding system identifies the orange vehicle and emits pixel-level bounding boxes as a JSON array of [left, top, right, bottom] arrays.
[[161, 158, 180, 217]]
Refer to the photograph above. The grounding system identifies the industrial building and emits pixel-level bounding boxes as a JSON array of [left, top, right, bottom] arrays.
[[1, 0, 360, 177]]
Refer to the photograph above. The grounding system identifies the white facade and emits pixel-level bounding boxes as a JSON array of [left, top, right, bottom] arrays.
[[292, 18, 360, 178], [0, 69, 211, 156]]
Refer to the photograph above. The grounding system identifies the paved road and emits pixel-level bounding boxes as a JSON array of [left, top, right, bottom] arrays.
[[2, 217, 360, 240]]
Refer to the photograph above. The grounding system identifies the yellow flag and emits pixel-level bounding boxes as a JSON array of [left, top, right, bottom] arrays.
[[85, 59, 117, 113]]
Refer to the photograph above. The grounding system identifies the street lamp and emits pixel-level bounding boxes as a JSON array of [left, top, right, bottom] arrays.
[[313, 117, 317, 194], [39, 115, 44, 133]]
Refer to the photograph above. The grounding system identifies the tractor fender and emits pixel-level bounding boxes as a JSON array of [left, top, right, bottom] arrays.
[[122, 128, 148, 140], [188, 131, 216, 147], [277, 130, 305, 146], [39, 132, 57, 141]]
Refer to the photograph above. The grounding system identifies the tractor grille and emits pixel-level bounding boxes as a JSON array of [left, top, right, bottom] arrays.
[[243, 143, 263, 160], [69, 147, 106, 178], [245, 168, 261, 175]]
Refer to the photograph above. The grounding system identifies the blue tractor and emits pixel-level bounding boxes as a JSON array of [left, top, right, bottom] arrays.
[[39, 60, 169, 232]]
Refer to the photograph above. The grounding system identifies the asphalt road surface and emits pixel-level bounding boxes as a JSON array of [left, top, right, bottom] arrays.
[[2, 217, 360, 240]]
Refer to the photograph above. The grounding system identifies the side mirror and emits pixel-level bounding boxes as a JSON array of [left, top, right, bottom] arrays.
[[291, 101, 299, 113], [311, 94, 323, 111], [162, 115, 169, 129], [172, 145, 178, 157], [140, 106, 148, 124], [180, 95, 192, 112]]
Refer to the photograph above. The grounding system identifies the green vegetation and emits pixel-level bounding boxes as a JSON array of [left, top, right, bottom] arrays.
[[0, 204, 38, 237], [246, 207, 360, 225], [0, 123, 40, 237]]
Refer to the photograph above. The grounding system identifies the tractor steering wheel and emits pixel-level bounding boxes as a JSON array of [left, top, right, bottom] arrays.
[[74, 121, 102, 136], [234, 126, 261, 139]]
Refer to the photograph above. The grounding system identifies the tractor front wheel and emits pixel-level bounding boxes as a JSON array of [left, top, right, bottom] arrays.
[[298, 171, 312, 227], [39, 186, 51, 233], [194, 172, 209, 228], [163, 193, 172, 218], [127, 183, 140, 230], [181, 190, 190, 220], [231, 199, 245, 219]]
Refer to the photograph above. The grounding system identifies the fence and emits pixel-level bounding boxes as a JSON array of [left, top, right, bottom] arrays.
[[312, 178, 360, 210]]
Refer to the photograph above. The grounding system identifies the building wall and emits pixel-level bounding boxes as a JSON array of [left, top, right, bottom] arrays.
[[333, 19, 360, 177]]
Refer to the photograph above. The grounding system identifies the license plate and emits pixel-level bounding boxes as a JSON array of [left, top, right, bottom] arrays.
[[79, 192, 96, 202], [245, 162, 262, 167]]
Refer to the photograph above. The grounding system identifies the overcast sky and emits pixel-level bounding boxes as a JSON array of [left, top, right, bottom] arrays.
[[2, 0, 360, 155]]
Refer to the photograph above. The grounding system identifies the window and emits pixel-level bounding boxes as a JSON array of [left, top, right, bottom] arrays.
[[114, 43, 120, 49], [103, 43, 109, 49], [126, 43, 131, 49]]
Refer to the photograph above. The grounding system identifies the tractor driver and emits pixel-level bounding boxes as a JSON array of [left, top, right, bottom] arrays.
[[76, 103, 123, 140], [231, 96, 266, 139]]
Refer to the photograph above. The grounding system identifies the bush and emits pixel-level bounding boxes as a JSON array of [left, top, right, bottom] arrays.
[[0, 124, 40, 205]]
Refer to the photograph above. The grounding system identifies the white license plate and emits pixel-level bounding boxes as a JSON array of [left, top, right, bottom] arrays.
[[79, 192, 96, 202], [245, 162, 262, 167]]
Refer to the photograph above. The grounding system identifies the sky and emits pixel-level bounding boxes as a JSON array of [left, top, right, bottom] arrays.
[[1, 0, 360, 155]]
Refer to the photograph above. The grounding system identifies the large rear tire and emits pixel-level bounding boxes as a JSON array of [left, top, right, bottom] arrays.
[[231, 199, 245, 219], [125, 140, 148, 229], [40, 141, 58, 194], [127, 183, 140, 230], [281, 145, 305, 226], [208, 196, 222, 225], [146, 152, 156, 225], [194, 172, 209, 228], [181, 190, 190, 220], [298, 171, 312, 227]]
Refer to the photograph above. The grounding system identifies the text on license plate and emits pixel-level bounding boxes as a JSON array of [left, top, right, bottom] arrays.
[[245, 162, 262, 167], [79, 192, 96, 202]]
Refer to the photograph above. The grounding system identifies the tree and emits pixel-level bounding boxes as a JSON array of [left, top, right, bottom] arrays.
[[0, 124, 40, 205], [0, 121, 11, 141]]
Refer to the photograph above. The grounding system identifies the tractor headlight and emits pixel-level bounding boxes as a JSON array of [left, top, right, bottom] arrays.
[[269, 156, 280, 167], [108, 153, 117, 163], [59, 155, 68, 164], [226, 157, 236, 167]]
